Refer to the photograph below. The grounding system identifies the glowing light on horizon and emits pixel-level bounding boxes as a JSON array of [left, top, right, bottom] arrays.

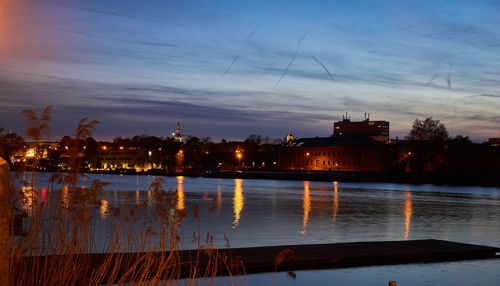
[[301, 181, 311, 235], [404, 190, 413, 240], [176, 176, 184, 211], [233, 179, 244, 228]]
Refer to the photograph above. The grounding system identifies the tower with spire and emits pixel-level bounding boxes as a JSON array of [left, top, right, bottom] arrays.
[[286, 130, 294, 143], [172, 121, 183, 142]]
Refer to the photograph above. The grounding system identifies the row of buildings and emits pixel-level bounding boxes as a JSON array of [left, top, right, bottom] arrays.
[[11, 116, 394, 173], [16, 114, 498, 175]]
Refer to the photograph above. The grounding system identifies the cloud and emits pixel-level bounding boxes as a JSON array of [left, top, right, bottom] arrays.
[[471, 93, 500, 98]]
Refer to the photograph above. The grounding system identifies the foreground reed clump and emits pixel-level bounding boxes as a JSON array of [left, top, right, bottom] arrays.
[[9, 108, 240, 285]]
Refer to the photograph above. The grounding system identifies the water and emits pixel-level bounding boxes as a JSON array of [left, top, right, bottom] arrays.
[[16, 172, 500, 285]]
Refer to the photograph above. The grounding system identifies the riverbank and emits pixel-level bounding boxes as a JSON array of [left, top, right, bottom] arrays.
[[13, 167, 500, 187]]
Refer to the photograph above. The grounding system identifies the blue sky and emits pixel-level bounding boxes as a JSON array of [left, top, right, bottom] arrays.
[[1, 0, 499, 141]]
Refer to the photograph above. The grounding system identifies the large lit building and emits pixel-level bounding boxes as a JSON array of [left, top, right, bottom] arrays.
[[97, 145, 162, 171], [278, 136, 390, 172], [279, 114, 391, 172], [333, 113, 389, 143]]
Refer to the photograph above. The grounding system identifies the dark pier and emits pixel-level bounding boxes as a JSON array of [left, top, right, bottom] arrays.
[[24, 239, 500, 282]]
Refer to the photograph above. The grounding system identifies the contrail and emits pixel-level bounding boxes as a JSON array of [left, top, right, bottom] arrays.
[[310, 52, 335, 82], [222, 55, 240, 77], [297, 31, 308, 48], [245, 27, 257, 42], [446, 72, 452, 90], [277, 31, 308, 86], [221, 27, 257, 78], [276, 53, 297, 86], [425, 73, 438, 86]]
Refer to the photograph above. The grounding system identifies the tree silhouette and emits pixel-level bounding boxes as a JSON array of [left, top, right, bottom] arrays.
[[407, 117, 448, 142]]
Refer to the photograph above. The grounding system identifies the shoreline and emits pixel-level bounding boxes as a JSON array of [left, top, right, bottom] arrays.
[[14, 167, 500, 187]]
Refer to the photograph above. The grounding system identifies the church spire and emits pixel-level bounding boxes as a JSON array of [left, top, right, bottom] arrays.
[[286, 130, 294, 142], [173, 120, 183, 142]]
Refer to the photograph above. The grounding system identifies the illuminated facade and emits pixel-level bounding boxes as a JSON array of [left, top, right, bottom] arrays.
[[98, 147, 161, 171], [278, 136, 390, 172], [13, 141, 59, 162]]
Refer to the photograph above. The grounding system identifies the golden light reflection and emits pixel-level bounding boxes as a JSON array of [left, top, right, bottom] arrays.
[[61, 185, 69, 209], [217, 186, 222, 210], [404, 190, 413, 240], [301, 181, 311, 235], [233, 179, 244, 228], [100, 200, 108, 218], [20, 186, 34, 214], [333, 181, 339, 223], [176, 176, 184, 211], [135, 190, 140, 204]]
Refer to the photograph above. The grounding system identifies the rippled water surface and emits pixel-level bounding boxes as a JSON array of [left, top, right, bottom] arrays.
[[17, 172, 500, 285]]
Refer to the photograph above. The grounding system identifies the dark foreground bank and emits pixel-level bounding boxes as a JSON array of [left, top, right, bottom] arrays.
[[24, 240, 500, 283]]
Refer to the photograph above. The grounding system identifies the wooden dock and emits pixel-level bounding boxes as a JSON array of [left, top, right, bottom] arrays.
[[23, 239, 500, 281]]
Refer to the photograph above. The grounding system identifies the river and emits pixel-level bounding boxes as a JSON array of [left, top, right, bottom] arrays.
[[16, 172, 500, 286]]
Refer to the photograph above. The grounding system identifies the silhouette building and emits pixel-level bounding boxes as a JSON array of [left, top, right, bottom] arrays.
[[333, 113, 389, 143]]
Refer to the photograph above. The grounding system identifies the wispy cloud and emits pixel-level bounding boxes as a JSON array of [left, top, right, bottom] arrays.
[[276, 31, 308, 86], [471, 93, 500, 98]]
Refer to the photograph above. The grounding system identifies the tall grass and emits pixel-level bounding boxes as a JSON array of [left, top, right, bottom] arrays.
[[10, 108, 240, 285]]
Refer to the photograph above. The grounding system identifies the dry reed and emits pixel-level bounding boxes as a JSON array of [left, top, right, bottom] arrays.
[[9, 107, 243, 285]]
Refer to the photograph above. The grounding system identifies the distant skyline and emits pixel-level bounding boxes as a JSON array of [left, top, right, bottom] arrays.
[[1, 0, 499, 141]]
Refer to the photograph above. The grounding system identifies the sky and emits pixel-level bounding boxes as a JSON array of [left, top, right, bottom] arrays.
[[1, 0, 499, 142]]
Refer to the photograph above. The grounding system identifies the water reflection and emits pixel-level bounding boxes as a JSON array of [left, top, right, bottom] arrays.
[[61, 185, 69, 209], [41, 188, 47, 206], [233, 179, 244, 228], [176, 176, 184, 211], [333, 181, 339, 223], [301, 181, 311, 235], [217, 186, 222, 211], [404, 190, 413, 239], [100, 200, 108, 218], [20, 186, 34, 214]]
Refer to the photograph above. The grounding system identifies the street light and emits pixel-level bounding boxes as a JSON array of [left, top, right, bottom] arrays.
[[236, 152, 242, 166]]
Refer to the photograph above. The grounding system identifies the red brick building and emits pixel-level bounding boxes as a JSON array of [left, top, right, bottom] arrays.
[[278, 136, 391, 172]]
